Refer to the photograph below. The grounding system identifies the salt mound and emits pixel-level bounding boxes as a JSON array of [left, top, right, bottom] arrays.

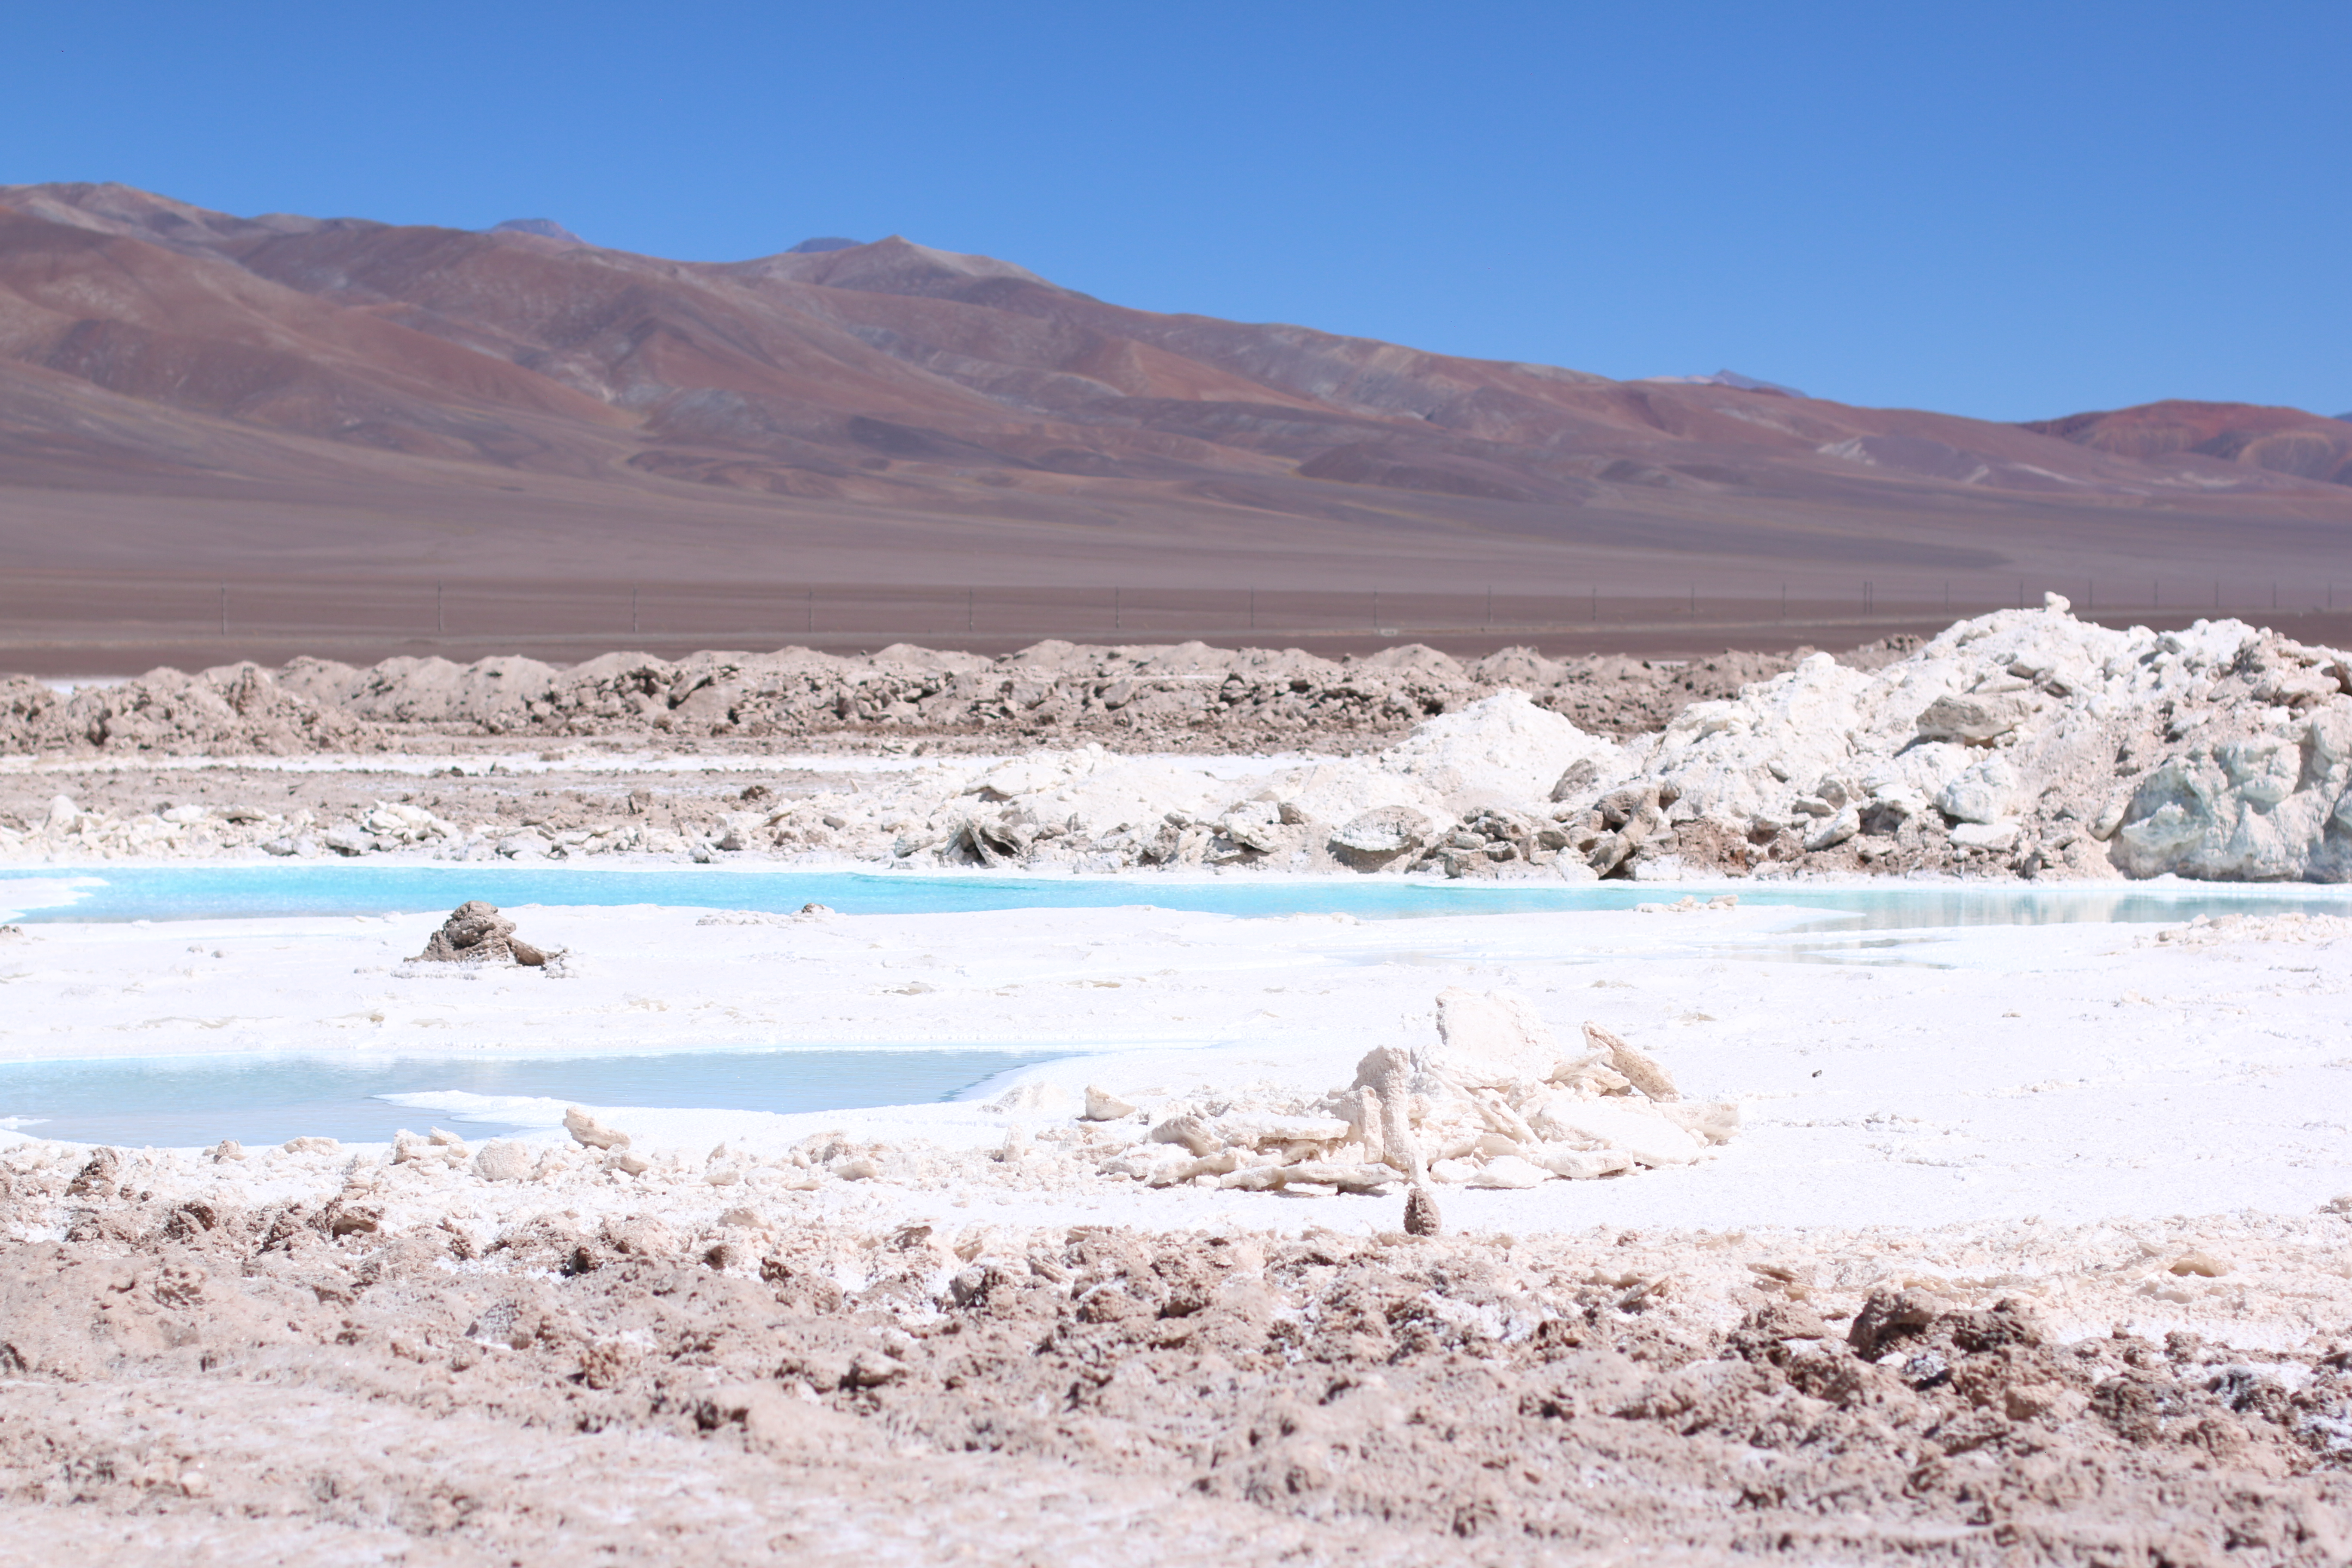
[[1092, 989, 1737, 1194], [1377, 690, 1632, 809]]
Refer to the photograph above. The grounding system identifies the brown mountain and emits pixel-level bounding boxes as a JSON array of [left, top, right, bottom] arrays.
[[2021, 400, 2352, 487], [1, 181, 2348, 670]]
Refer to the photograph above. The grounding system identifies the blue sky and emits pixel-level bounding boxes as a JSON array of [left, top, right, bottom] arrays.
[[6, 0, 2344, 420]]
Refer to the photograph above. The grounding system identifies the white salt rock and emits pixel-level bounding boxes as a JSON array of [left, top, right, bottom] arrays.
[[563, 1107, 631, 1150], [1949, 820, 2020, 850], [1661, 1101, 1741, 1145], [990, 1081, 1075, 1115], [1428, 1158, 1480, 1184], [1525, 1144, 1633, 1181], [1464, 1155, 1551, 1189], [1215, 1113, 1351, 1147], [1531, 1100, 1703, 1167], [1081, 1085, 1136, 1121], [1433, 988, 1561, 1084], [473, 1140, 536, 1182]]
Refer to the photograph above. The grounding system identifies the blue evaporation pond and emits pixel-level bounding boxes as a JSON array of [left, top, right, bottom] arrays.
[[0, 863, 2349, 930], [0, 1046, 1062, 1148]]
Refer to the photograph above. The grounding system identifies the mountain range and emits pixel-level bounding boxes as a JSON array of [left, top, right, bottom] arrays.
[[0, 180, 2347, 655]]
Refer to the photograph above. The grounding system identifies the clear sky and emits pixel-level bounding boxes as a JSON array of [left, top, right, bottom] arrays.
[[6, 0, 2344, 421]]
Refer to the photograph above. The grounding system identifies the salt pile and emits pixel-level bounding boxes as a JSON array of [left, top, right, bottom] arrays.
[[3, 599, 2346, 881], [1081, 990, 1735, 1198]]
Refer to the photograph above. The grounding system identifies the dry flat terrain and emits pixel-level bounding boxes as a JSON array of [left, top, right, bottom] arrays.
[[3, 183, 2351, 672]]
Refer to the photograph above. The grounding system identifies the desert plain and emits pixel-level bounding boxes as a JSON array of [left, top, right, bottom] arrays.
[[6, 179, 2352, 1565]]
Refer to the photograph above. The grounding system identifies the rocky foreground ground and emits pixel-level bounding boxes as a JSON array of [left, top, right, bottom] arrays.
[[2, 1140, 2349, 1566]]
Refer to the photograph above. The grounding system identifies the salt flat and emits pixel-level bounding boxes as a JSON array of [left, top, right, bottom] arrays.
[[5, 897, 2346, 1233]]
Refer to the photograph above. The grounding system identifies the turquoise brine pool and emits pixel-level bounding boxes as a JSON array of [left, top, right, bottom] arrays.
[[0, 1044, 1062, 1148], [0, 863, 2346, 930]]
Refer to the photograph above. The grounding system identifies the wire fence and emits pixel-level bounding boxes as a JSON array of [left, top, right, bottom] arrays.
[[0, 574, 2344, 663]]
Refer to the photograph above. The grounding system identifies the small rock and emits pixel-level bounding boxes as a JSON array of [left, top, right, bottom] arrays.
[[1464, 1155, 1551, 1188], [2169, 1251, 2231, 1278], [282, 1136, 342, 1155], [1582, 1020, 1679, 1102], [473, 1139, 536, 1182], [414, 900, 555, 966], [1660, 1101, 1741, 1145], [1914, 692, 2033, 745], [562, 1106, 631, 1150], [1403, 1185, 1443, 1236], [1526, 1145, 1631, 1180], [1081, 1085, 1137, 1121], [66, 1147, 121, 1197], [1550, 757, 1599, 802], [206, 1139, 245, 1163], [1147, 1115, 1218, 1157], [1948, 820, 2021, 851], [1847, 1287, 1949, 1360], [1331, 804, 1431, 857], [604, 1150, 650, 1176], [322, 825, 373, 857], [1803, 806, 1859, 852]]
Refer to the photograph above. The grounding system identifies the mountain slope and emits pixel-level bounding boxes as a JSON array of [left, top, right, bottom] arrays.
[[0, 180, 2347, 623], [2022, 400, 2352, 487]]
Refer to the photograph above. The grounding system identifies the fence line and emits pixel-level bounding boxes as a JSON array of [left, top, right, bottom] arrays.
[[1, 576, 2345, 655]]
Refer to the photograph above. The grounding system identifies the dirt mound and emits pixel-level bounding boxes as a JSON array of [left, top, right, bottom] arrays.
[[0, 640, 1804, 757]]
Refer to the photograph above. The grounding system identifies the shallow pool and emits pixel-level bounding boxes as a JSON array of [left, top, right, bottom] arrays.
[[0, 860, 2343, 931], [0, 1044, 1063, 1148], [2, 863, 2348, 931]]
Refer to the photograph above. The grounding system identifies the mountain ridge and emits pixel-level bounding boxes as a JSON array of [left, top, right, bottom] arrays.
[[0, 181, 2346, 622]]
